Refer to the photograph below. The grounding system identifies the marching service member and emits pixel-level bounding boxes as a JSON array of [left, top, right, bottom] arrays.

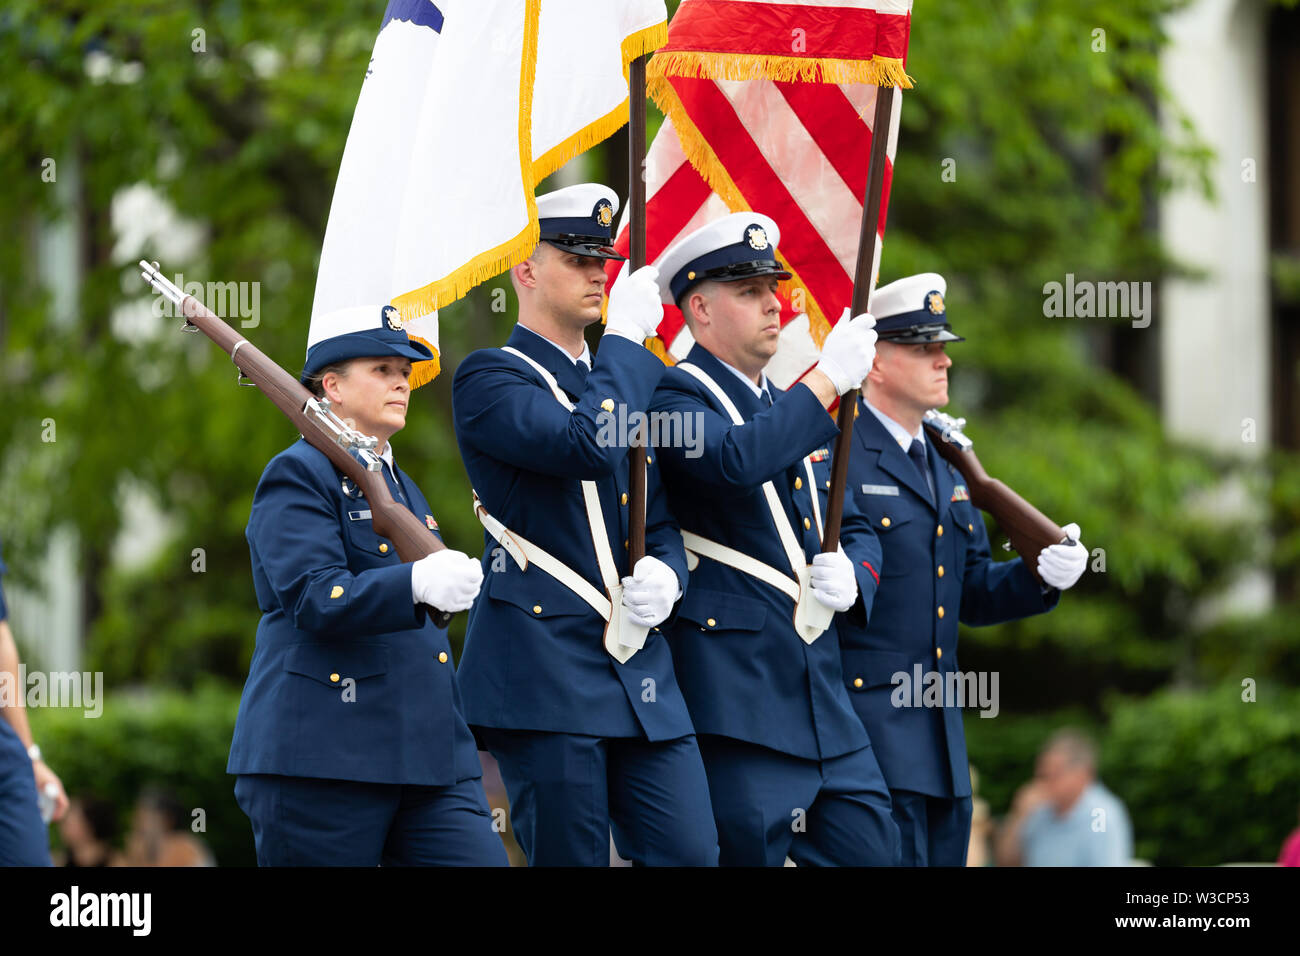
[[648, 212, 900, 866], [228, 308, 506, 866], [452, 184, 718, 867], [0, 538, 69, 866], [815, 273, 1089, 866]]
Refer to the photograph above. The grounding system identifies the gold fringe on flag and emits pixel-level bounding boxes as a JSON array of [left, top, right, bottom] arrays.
[[407, 337, 442, 391], [646, 334, 677, 367], [534, 21, 668, 185], [648, 50, 914, 90]]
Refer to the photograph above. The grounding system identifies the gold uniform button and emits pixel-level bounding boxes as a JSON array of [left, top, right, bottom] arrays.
[[937, 648, 943, 659], [937, 605, 945, 619], [438, 652, 448, 664], [330, 585, 344, 599], [968, 522, 974, 532], [824, 480, 831, 489], [706, 618, 717, 628], [621, 493, 629, 505], [647, 456, 653, 465], [937, 524, 944, 537], [937, 565, 945, 577], [688, 271, 696, 280], [532, 605, 542, 614], [881, 517, 891, 528], [853, 677, 864, 689], [803, 517, 811, 530], [329, 673, 340, 683], [379, 543, 388, 554], [601, 398, 615, 412], [794, 477, 803, 490]]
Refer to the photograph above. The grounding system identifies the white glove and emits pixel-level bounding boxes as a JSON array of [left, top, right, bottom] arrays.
[[814, 307, 878, 395], [604, 265, 664, 342], [1037, 522, 1087, 590], [621, 554, 681, 628], [411, 549, 484, 613], [809, 549, 859, 613]]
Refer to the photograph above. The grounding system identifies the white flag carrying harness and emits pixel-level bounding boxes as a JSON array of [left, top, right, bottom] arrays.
[[473, 347, 649, 663], [674, 362, 835, 644]]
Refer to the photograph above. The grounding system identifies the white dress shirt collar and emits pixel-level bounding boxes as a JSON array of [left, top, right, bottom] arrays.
[[863, 396, 924, 450], [715, 355, 772, 403], [516, 323, 593, 370]]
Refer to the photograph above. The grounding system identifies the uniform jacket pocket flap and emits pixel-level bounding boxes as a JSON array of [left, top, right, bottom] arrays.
[[486, 566, 598, 619], [285, 642, 389, 686], [842, 649, 912, 690], [345, 520, 395, 557], [677, 587, 767, 632], [864, 509, 913, 533]]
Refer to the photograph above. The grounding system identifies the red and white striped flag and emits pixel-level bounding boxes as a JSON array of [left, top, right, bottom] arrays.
[[606, 0, 913, 390]]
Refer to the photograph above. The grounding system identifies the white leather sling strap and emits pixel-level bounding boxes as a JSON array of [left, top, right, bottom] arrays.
[[472, 346, 645, 661], [675, 361, 834, 644]]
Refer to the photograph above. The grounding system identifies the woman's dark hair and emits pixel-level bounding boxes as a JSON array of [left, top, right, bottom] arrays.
[[304, 359, 354, 398]]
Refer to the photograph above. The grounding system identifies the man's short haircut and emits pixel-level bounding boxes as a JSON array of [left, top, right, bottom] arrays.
[[676, 278, 718, 328], [1043, 727, 1098, 772]]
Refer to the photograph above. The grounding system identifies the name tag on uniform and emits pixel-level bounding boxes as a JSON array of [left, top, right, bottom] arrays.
[[347, 510, 373, 521], [861, 484, 900, 496]]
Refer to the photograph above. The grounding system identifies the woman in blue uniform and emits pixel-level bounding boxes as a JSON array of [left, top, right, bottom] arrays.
[[227, 308, 507, 866]]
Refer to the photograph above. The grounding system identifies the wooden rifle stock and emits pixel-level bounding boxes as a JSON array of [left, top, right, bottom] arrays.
[[921, 412, 1072, 586], [138, 260, 454, 626]]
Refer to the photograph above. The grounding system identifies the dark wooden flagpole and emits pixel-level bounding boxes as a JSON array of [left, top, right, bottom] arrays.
[[627, 54, 649, 567], [820, 84, 895, 551]]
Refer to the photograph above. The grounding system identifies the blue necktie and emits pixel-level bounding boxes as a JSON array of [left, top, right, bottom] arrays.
[[907, 438, 936, 506], [383, 462, 407, 507]]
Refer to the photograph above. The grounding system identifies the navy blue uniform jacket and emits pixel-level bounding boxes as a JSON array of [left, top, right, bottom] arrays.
[[227, 438, 481, 786], [650, 345, 882, 761], [451, 327, 695, 742], [817, 401, 1059, 797]]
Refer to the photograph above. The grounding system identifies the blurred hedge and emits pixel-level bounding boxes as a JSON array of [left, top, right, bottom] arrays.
[[28, 682, 252, 867], [966, 682, 1300, 865]]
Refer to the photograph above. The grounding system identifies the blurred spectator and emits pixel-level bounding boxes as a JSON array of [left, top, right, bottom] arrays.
[[55, 796, 123, 868], [0, 536, 69, 866], [966, 765, 993, 867], [1278, 805, 1300, 867], [995, 728, 1133, 866], [123, 788, 214, 867]]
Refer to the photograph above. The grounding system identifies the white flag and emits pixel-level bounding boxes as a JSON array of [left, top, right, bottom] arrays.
[[310, 0, 667, 388]]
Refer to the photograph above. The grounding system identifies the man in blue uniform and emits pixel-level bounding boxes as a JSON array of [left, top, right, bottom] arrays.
[[228, 306, 507, 866], [815, 273, 1089, 866], [452, 183, 717, 866], [648, 212, 900, 866], [0, 539, 69, 866]]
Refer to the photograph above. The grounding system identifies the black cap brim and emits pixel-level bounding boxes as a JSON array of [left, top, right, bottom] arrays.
[[543, 239, 626, 261], [877, 324, 964, 344]]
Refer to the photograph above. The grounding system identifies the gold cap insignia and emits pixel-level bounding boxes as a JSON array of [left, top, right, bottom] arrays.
[[597, 202, 614, 228], [384, 305, 404, 331], [747, 226, 769, 251], [927, 291, 945, 315]]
